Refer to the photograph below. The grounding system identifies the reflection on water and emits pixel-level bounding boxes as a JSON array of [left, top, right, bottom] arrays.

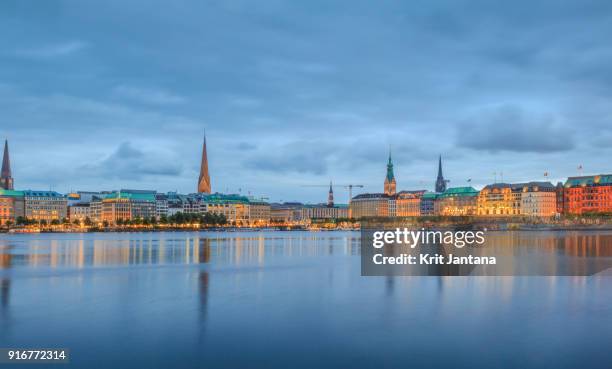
[[0, 231, 610, 369], [0, 231, 610, 269], [0, 232, 360, 268]]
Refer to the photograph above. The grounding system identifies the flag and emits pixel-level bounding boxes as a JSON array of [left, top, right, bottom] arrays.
[[544, 172, 548, 177], [578, 165, 583, 170], [467, 178, 472, 182]]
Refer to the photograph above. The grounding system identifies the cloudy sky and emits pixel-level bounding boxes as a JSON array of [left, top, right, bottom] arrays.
[[1, 0, 612, 203]]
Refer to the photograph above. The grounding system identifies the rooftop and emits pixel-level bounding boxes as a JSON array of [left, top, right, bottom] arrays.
[[564, 174, 612, 187]]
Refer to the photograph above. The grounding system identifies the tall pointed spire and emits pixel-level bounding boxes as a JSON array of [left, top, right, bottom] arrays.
[[197, 131, 211, 193], [384, 149, 396, 196], [327, 181, 334, 207], [435, 155, 446, 193], [1, 139, 14, 190]]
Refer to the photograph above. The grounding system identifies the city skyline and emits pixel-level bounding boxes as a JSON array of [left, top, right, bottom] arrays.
[[2, 1, 612, 202]]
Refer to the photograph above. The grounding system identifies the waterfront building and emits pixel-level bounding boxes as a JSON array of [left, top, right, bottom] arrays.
[[555, 182, 565, 215], [563, 174, 612, 214], [155, 193, 169, 219], [384, 152, 396, 196], [68, 203, 91, 222], [420, 192, 438, 216], [199, 193, 250, 225], [270, 202, 304, 224], [395, 190, 425, 217], [435, 155, 447, 193], [248, 200, 271, 226], [198, 132, 211, 193], [0, 189, 24, 225], [23, 190, 68, 221], [301, 204, 349, 220], [520, 182, 556, 217], [435, 187, 479, 216], [350, 193, 390, 218], [477, 183, 521, 216], [101, 190, 156, 224], [1, 140, 14, 190], [90, 196, 103, 223]]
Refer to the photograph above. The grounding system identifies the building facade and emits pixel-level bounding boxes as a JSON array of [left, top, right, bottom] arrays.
[[435, 187, 479, 216], [563, 175, 612, 214], [23, 190, 68, 222], [101, 190, 156, 224], [68, 203, 91, 222], [395, 190, 425, 217], [520, 182, 556, 217], [0, 189, 24, 225], [350, 193, 390, 218]]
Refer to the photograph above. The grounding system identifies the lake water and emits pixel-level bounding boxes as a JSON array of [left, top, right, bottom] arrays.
[[0, 231, 610, 369]]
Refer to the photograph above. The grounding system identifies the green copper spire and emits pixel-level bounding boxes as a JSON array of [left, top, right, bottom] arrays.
[[386, 150, 394, 182]]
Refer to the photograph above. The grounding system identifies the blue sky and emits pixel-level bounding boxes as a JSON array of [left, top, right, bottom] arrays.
[[1, 0, 612, 203]]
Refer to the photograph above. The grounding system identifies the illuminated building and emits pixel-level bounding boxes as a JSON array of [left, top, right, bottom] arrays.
[[350, 193, 390, 218], [301, 204, 349, 220], [435, 155, 447, 193], [435, 187, 478, 216], [555, 182, 565, 214], [520, 182, 556, 217], [199, 193, 250, 225], [1, 139, 14, 190], [384, 152, 396, 196], [478, 182, 556, 216], [197, 132, 211, 193], [23, 190, 68, 221], [420, 192, 438, 216], [270, 203, 304, 223], [395, 190, 425, 217], [248, 200, 271, 225], [102, 190, 156, 224], [563, 174, 612, 214], [477, 183, 521, 216], [155, 193, 168, 219], [68, 203, 91, 222], [0, 189, 24, 225]]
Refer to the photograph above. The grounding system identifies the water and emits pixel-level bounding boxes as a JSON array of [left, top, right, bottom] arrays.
[[0, 231, 610, 369]]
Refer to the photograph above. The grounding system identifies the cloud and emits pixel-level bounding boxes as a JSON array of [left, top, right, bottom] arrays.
[[113, 85, 186, 105], [243, 141, 331, 175], [80, 142, 183, 180], [456, 105, 574, 153], [14, 41, 88, 58]]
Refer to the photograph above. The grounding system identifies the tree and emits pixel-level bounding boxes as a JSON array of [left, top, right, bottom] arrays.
[[16, 216, 26, 226], [39, 219, 48, 226], [84, 217, 93, 226], [50, 219, 61, 226], [159, 214, 168, 224], [102, 220, 109, 228], [73, 219, 80, 225]]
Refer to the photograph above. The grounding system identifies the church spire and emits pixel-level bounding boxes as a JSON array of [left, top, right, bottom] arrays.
[[384, 149, 396, 196], [435, 155, 446, 193], [1, 139, 14, 190], [197, 131, 211, 193], [327, 181, 334, 207]]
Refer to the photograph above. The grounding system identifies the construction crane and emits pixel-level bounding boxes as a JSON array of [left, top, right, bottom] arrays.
[[300, 183, 365, 204]]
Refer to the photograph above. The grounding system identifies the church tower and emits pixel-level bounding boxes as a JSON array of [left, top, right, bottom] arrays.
[[197, 132, 211, 193], [327, 181, 334, 207], [435, 155, 446, 193], [1, 139, 14, 190], [384, 151, 396, 196]]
